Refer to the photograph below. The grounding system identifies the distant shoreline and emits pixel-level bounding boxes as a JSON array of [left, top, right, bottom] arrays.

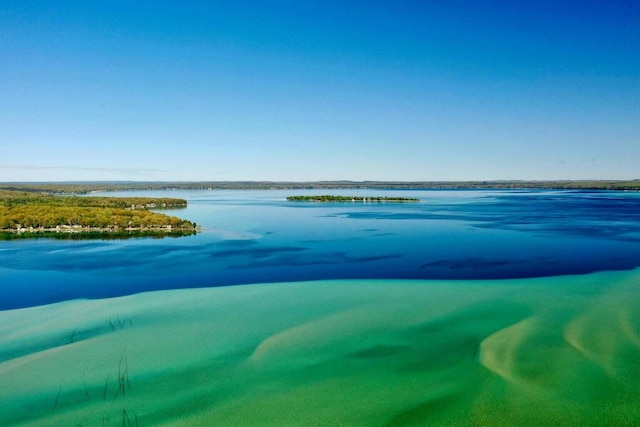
[[2, 180, 639, 193]]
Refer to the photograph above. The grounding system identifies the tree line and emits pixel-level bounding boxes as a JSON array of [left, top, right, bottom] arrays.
[[0, 206, 195, 230], [0, 190, 187, 209]]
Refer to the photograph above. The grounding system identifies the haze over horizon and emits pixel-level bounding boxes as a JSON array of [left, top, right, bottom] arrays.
[[2, 1, 638, 182]]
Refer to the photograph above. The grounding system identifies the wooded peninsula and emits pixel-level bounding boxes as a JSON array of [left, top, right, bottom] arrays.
[[0, 189, 197, 239]]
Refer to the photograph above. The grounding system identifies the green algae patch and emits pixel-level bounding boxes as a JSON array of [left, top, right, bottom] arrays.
[[1, 270, 639, 426]]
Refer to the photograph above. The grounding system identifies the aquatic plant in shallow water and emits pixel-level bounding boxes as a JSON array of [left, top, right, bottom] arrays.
[[0, 269, 638, 425]]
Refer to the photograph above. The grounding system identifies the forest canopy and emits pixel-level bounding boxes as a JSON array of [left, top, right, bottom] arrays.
[[1, 180, 639, 194]]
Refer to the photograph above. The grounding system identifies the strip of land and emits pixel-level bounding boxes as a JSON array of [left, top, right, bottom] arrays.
[[287, 195, 420, 202], [1, 179, 639, 193]]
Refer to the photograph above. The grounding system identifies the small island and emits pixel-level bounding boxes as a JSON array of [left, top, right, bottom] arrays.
[[287, 195, 420, 203], [0, 189, 198, 239]]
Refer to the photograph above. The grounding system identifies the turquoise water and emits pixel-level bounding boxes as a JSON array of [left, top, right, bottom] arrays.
[[1, 272, 638, 426], [1, 189, 639, 310]]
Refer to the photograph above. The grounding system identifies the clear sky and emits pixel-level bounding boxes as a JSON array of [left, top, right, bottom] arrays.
[[1, 0, 638, 182]]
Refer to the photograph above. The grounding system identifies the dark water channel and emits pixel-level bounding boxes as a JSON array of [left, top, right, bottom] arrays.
[[1, 189, 639, 310]]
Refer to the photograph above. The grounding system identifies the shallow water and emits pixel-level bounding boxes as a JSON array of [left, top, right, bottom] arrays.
[[0, 271, 638, 426], [1, 189, 639, 310]]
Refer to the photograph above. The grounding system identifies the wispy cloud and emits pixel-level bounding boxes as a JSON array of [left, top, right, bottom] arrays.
[[0, 164, 168, 174]]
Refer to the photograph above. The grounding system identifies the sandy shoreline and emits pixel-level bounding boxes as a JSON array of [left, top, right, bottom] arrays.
[[1, 271, 639, 426]]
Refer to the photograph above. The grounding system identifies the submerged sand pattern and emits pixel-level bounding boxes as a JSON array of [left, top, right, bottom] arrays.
[[0, 270, 639, 426]]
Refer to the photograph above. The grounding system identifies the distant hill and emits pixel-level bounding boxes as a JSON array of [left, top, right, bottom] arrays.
[[1, 180, 639, 194]]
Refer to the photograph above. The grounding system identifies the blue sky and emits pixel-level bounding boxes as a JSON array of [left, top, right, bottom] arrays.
[[1, 0, 638, 182]]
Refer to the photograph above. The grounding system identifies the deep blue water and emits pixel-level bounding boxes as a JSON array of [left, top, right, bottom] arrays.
[[1, 189, 639, 310]]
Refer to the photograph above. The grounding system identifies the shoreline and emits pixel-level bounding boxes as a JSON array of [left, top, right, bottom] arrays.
[[2, 225, 197, 233], [0, 225, 199, 240]]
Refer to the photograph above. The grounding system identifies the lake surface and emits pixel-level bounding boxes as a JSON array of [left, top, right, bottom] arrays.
[[1, 189, 639, 426], [1, 189, 640, 310]]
